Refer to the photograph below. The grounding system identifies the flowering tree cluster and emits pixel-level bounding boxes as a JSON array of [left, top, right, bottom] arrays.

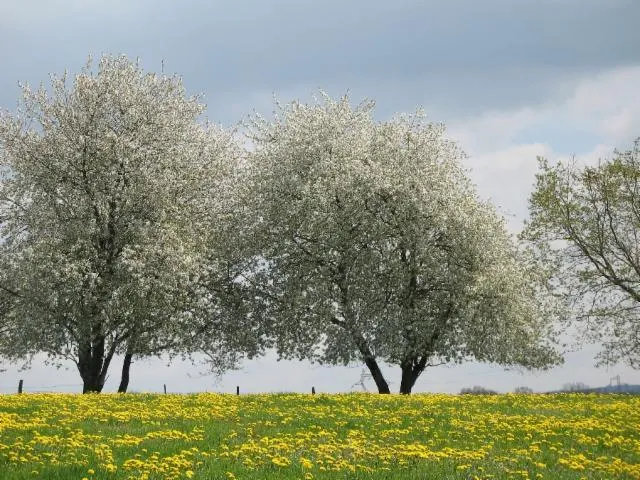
[[0, 56, 563, 393]]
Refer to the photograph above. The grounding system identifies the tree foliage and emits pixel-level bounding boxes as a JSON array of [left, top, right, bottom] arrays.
[[522, 139, 640, 368], [0, 56, 255, 392], [245, 93, 561, 394]]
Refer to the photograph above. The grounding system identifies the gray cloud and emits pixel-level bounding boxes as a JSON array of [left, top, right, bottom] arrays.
[[1, 0, 638, 122]]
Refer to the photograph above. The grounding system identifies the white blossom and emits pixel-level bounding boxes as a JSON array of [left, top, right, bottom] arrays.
[[245, 93, 561, 394], [0, 55, 256, 392]]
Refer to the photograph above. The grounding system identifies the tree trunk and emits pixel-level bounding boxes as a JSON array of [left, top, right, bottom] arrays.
[[80, 363, 106, 393], [332, 269, 391, 394], [363, 356, 391, 394], [82, 378, 103, 393], [399, 357, 428, 394], [79, 337, 105, 393], [347, 327, 391, 394], [77, 331, 117, 394], [117, 352, 133, 393], [399, 363, 419, 394]]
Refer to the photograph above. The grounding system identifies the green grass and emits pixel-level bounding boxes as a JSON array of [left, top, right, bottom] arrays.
[[0, 392, 638, 479]]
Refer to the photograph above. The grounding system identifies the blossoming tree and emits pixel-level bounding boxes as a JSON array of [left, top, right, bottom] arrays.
[[0, 56, 256, 392], [246, 94, 562, 394]]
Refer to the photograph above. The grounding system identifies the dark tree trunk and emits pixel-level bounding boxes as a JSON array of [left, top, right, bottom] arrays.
[[399, 357, 428, 395], [347, 327, 391, 394], [399, 364, 420, 394], [117, 353, 133, 393], [82, 378, 103, 393], [77, 331, 117, 394], [80, 363, 106, 393], [363, 355, 391, 394], [331, 264, 391, 394], [79, 337, 105, 393]]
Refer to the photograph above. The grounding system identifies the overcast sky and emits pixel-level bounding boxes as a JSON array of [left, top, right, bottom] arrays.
[[1, 0, 640, 394]]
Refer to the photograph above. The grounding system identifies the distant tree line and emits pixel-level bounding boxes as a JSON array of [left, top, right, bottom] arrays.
[[0, 55, 638, 394], [460, 386, 499, 395]]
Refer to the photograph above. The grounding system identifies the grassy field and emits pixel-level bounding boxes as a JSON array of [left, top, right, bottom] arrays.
[[0, 393, 638, 479]]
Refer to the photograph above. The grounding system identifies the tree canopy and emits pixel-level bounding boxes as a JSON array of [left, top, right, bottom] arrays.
[[522, 139, 640, 369], [244, 94, 561, 394], [0, 56, 257, 392]]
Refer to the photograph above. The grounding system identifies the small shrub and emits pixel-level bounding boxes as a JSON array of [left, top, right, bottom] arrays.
[[460, 385, 498, 395], [514, 386, 534, 394]]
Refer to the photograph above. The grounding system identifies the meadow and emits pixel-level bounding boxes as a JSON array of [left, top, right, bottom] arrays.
[[0, 392, 638, 479]]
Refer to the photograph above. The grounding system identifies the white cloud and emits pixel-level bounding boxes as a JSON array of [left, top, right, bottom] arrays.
[[463, 141, 617, 233], [449, 65, 640, 157], [463, 143, 552, 229], [449, 108, 542, 154], [566, 66, 640, 141], [447, 65, 640, 234]]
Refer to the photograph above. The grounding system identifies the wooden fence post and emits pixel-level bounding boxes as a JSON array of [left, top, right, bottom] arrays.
[[236, 386, 240, 395], [312, 386, 315, 395], [163, 384, 167, 394], [18, 379, 23, 394]]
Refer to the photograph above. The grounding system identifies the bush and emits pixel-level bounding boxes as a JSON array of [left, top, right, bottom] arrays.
[[460, 386, 498, 395], [514, 386, 534, 394]]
